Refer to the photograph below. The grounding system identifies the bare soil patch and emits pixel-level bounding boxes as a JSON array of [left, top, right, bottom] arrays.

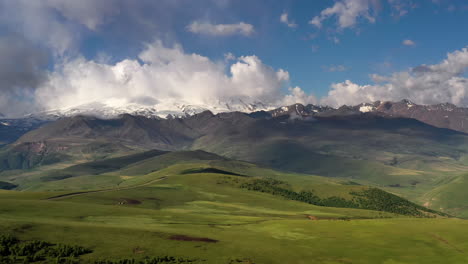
[[169, 235, 218, 243], [118, 198, 142, 205]]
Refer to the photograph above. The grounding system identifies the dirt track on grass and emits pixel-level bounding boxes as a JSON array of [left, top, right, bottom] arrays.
[[431, 233, 464, 253], [45, 176, 168, 200]]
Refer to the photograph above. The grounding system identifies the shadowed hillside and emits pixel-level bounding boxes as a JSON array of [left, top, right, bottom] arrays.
[[4, 111, 468, 216]]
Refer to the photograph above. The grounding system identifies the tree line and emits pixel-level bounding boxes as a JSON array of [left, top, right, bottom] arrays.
[[240, 178, 447, 217], [0, 235, 202, 263], [0, 234, 92, 263]]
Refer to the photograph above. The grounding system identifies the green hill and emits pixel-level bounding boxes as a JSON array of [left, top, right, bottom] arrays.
[[2, 150, 446, 218], [421, 173, 468, 218], [0, 155, 464, 263]]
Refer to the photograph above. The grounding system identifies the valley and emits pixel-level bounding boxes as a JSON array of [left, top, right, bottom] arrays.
[[2, 102, 468, 263]]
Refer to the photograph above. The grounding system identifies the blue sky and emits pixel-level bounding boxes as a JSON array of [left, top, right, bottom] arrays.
[[0, 0, 467, 115], [73, 0, 468, 98]]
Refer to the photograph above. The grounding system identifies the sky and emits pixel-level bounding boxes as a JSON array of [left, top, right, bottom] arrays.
[[0, 0, 467, 116]]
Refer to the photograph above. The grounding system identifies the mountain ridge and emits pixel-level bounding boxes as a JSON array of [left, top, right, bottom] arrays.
[[263, 100, 468, 134], [11, 99, 468, 135]]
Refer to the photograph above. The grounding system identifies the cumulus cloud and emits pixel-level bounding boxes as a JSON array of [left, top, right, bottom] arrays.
[[321, 47, 468, 107], [283, 87, 318, 105], [187, 21, 255, 36], [35, 41, 314, 112], [280, 12, 298, 28], [309, 0, 379, 30], [310, 0, 420, 31], [403, 39, 416, 46]]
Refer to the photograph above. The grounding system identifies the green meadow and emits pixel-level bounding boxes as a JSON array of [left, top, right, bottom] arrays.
[[0, 151, 466, 263]]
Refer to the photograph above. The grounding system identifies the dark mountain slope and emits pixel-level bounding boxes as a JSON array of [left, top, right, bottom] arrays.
[[373, 101, 468, 134], [193, 114, 468, 177], [1, 112, 256, 170], [0, 118, 48, 145], [6, 111, 468, 173]]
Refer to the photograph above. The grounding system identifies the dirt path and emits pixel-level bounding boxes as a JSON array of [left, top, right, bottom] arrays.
[[45, 176, 168, 201], [430, 233, 464, 253]]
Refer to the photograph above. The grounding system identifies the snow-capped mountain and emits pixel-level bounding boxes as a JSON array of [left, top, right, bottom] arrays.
[[265, 99, 468, 134], [6, 98, 468, 138], [27, 98, 276, 120], [269, 103, 334, 118]]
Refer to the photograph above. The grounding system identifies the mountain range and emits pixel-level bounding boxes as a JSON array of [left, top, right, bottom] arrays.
[[2, 99, 468, 147], [3, 99, 468, 217], [268, 100, 468, 134]]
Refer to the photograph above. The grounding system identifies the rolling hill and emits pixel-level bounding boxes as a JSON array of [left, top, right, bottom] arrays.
[[4, 105, 468, 217], [1, 149, 464, 263]]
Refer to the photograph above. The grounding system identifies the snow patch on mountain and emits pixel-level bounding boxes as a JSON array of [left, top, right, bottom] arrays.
[[28, 98, 277, 120], [359, 105, 374, 113]]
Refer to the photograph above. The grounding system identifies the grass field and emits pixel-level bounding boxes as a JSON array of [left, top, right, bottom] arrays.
[[0, 152, 467, 263]]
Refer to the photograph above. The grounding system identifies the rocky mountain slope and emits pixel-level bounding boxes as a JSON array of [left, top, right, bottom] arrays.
[[4, 99, 468, 142], [0, 118, 49, 145], [265, 100, 468, 134]]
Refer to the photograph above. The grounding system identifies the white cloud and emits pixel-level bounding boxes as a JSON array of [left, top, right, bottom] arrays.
[[321, 47, 468, 107], [187, 21, 254, 36], [403, 39, 416, 46], [283, 87, 318, 105], [309, 0, 378, 30], [280, 12, 298, 28], [35, 40, 314, 112], [309, 16, 323, 28]]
